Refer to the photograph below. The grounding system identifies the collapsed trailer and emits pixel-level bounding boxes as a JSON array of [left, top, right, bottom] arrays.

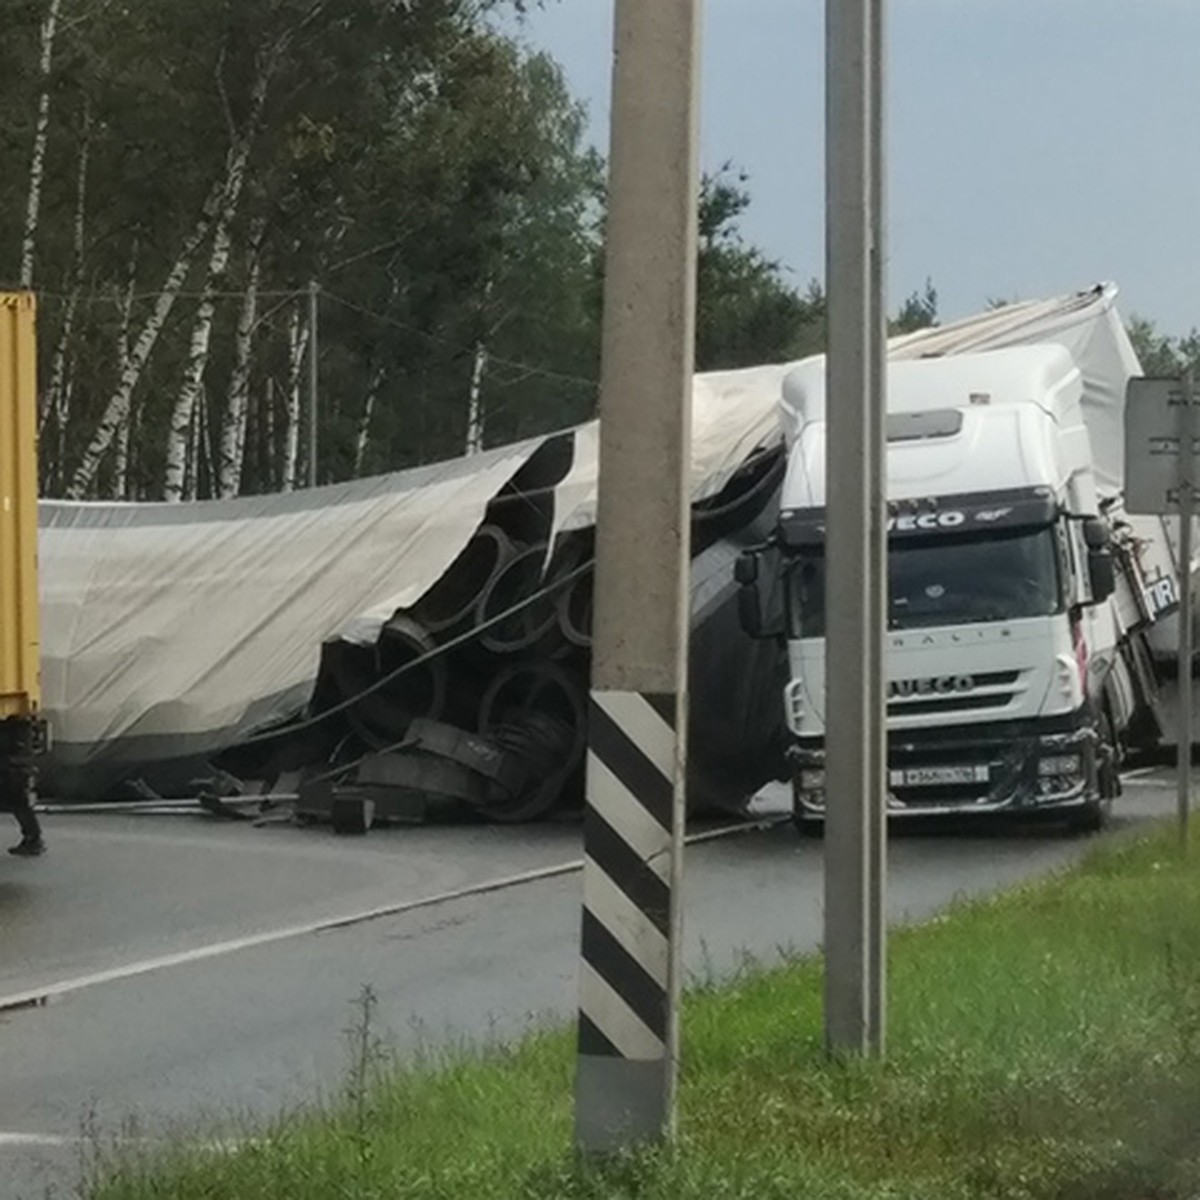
[[37, 363, 796, 818]]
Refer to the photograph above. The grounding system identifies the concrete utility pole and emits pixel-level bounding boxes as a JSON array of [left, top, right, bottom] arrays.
[[824, 0, 888, 1056], [308, 280, 319, 488], [574, 0, 700, 1153], [866, 0, 888, 1055]]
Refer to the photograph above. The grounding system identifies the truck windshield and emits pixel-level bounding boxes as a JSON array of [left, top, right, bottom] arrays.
[[786, 526, 1063, 637]]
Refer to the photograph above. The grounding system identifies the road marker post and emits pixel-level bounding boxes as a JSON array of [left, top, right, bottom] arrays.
[[573, 0, 701, 1153]]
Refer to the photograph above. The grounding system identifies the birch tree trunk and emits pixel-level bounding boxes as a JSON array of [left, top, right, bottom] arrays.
[[217, 222, 264, 498], [354, 367, 384, 477], [40, 109, 89, 491], [162, 212, 236, 501], [263, 375, 276, 492], [111, 248, 138, 499], [19, 0, 63, 288], [66, 176, 225, 498], [465, 342, 488, 455], [282, 303, 308, 492], [114, 411, 131, 499], [162, 51, 276, 502], [183, 384, 209, 501]]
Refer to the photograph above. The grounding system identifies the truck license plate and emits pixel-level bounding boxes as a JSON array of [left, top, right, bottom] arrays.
[[889, 765, 989, 787]]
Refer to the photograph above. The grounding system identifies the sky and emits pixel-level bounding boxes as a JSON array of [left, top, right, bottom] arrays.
[[507, 0, 1200, 334]]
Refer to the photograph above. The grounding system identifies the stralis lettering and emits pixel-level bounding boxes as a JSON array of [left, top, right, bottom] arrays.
[[889, 675, 975, 699], [887, 511, 966, 533]]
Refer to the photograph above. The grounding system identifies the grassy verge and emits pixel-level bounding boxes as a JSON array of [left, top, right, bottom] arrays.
[[90, 826, 1200, 1200]]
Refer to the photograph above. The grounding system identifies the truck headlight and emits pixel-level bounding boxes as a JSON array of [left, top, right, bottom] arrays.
[[1038, 754, 1082, 778]]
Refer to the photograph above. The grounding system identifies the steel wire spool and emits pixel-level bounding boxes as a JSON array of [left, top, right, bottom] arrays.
[[412, 524, 516, 636], [475, 543, 577, 656], [323, 614, 448, 749], [476, 662, 587, 821], [556, 566, 594, 648]]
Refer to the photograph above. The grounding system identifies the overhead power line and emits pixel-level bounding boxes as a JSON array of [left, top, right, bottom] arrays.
[[31, 284, 600, 397], [321, 290, 599, 393]]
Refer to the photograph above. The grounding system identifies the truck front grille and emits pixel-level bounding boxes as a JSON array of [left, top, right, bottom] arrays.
[[887, 669, 1022, 720]]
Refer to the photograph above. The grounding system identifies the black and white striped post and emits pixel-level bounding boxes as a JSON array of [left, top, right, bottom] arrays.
[[574, 0, 701, 1153]]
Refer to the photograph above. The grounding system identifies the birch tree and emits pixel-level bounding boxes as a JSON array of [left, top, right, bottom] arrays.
[[464, 343, 487, 455], [163, 46, 276, 501], [282, 302, 308, 491], [19, 0, 63, 287], [354, 366, 384, 476], [217, 220, 265, 497], [11, 0, 618, 495], [162, 177, 240, 500], [111, 245, 139, 499], [66, 176, 225, 498], [40, 106, 90, 489]]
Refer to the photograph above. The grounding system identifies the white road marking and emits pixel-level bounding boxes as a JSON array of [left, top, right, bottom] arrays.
[[1122, 766, 1158, 779], [0, 1131, 256, 1152], [0, 818, 783, 1015], [0, 1133, 80, 1148]]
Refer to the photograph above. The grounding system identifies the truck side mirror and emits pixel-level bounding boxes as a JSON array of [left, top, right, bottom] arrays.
[[736, 549, 784, 639], [734, 551, 759, 586], [1088, 549, 1116, 603], [1082, 517, 1110, 550]]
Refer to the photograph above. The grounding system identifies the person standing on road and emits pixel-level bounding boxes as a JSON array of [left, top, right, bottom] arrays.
[[2, 767, 45, 857]]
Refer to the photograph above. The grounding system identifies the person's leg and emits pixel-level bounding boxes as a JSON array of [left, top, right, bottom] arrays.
[[11, 800, 44, 854], [5, 767, 44, 856]]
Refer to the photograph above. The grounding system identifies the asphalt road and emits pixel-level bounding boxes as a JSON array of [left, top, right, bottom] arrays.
[[0, 773, 1178, 1198]]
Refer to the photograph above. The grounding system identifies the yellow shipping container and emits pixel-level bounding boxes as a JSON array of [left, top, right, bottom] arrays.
[[0, 293, 40, 719]]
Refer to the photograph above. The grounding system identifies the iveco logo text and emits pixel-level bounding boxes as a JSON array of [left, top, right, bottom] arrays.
[[889, 675, 975, 699], [887, 511, 965, 532]]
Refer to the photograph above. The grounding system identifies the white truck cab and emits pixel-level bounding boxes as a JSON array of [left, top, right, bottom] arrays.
[[752, 344, 1123, 827]]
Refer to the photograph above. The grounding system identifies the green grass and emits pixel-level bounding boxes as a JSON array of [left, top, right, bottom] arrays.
[[90, 826, 1200, 1200]]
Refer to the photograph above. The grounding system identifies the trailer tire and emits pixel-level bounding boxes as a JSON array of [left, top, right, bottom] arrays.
[[1098, 706, 1123, 801], [790, 775, 824, 837], [792, 815, 824, 838], [1070, 799, 1107, 834]]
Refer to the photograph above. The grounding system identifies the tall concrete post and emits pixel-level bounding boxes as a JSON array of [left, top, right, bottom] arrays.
[[865, 0, 888, 1055], [574, 0, 701, 1152], [824, 0, 888, 1055]]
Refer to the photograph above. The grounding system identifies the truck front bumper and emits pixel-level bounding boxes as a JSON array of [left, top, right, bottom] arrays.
[[790, 710, 1100, 821]]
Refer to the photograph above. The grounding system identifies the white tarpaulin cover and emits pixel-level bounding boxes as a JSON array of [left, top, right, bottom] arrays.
[[552, 362, 796, 536], [38, 363, 793, 791], [778, 283, 1137, 500], [39, 440, 544, 768], [887, 282, 1138, 498]]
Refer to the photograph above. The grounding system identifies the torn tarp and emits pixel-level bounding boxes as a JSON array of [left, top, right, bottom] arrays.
[[38, 362, 794, 800], [39, 438, 548, 798]]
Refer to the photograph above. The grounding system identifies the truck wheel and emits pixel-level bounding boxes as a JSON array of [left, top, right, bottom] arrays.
[[1072, 710, 1119, 835], [792, 813, 824, 838], [790, 776, 824, 837], [1070, 800, 1107, 834], [1098, 707, 1122, 800]]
